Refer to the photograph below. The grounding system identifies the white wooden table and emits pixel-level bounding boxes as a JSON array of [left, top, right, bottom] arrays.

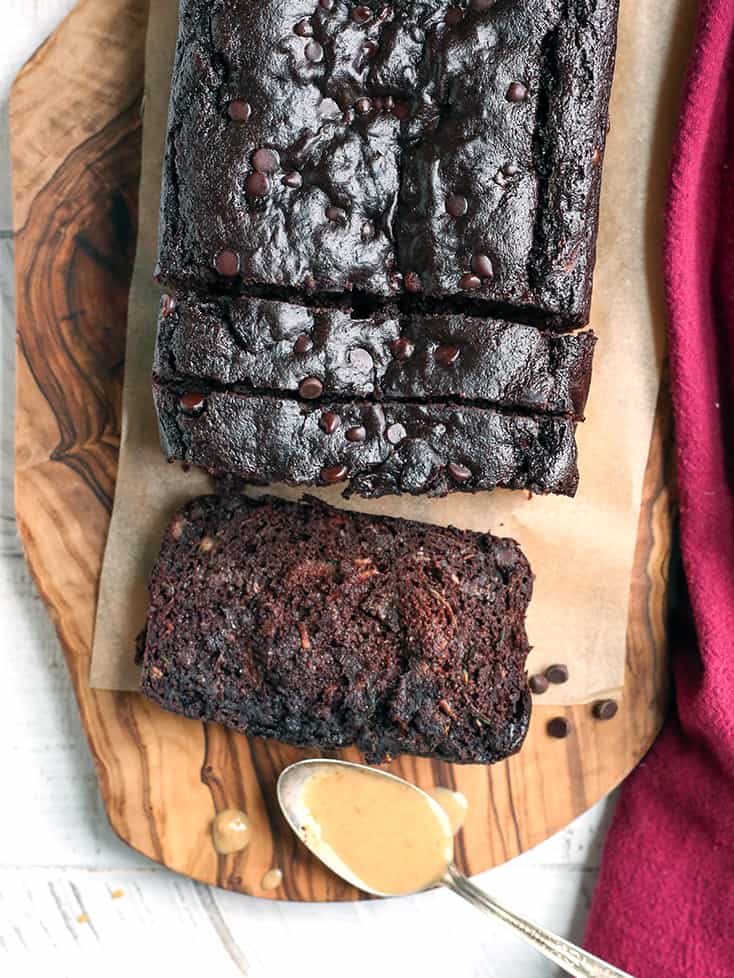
[[0, 3, 617, 975]]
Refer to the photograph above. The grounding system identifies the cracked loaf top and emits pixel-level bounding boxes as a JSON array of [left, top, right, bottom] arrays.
[[157, 0, 619, 327]]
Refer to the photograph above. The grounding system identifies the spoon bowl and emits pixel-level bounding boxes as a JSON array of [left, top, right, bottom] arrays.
[[277, 757, 453, 897]]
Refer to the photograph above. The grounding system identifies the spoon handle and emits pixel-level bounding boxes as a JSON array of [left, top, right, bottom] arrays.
[[442, 864, 634, 978]]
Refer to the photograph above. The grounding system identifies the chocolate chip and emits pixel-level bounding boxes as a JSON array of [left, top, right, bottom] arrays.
[[388, 271, 403, 290], [361, 221, 375, 241], [282, 171, 303, 188], [506, 81, 528, 102], [326, 205, 348, 225], [391, 337, 414, 360], [445, 6, 463, 24], [321, 464, 348, 484], [320, 411, 340, 434], [362, 40, 378, 58], [529, 674, 549, 695], [460, 272, 482, 290], [162, 294, 176, 317], [293, 333, 313, 354], [471, 253, 494, 278], [404, 271, 422, 293], [448, 462, 471, 482], [349, 348, 373, 371], [179, 392, 206, 413], [352, 5, 372, 22], [252, 148, 279, 173], [592, 699, 618, 721], [545, 663, 569, 684], [355, 97, 373, 114], [294, 18, 313, 36], [385, 422, 407, 445], [305, 40, 324, 62], [346, 426, 367, 442], [342, 108, 356, 125], [392, 100, 411, 120], [435, 343, 460, 366], [214, 250, 240, 276], [547, 716, 571, 739], [246, 172, 270, 197], [446, 194, 468, 217], [299, 377, 324, 399], [227, 100, 251, 122]]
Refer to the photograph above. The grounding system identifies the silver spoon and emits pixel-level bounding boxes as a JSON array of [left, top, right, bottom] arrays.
[[278, 759, 634, 978]]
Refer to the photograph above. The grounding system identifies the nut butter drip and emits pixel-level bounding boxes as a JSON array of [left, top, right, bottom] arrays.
[[302, 767, 453, 895], [427, 787, 469, 835], [211, 809, 252, 855]]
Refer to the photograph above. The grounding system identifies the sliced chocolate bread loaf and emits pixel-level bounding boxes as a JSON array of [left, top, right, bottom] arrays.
[[140, 494, 533, 764]]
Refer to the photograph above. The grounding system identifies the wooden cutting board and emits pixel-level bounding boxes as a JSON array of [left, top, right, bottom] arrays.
[[10, 0, 674, 900]]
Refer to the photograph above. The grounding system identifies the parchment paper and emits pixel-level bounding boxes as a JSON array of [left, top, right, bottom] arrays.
[[91, 0, 691, 702]]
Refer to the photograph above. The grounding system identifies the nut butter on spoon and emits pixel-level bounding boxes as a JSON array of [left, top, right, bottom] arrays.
[[277, 760, 635, 978]]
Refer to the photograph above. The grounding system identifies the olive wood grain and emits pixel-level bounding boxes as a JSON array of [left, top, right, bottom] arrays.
[[10, 0, 673, 900]]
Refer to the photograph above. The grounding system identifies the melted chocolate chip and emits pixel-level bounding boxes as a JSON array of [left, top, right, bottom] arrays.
[[445, 6, 463, 24], [448, 462, 471, 482], [529, 674, 549, 695], [392, 100, 411, 120], [391, 337, 414, 360], [435, 344, 460, 366], [299, 377, 324, 399], [592, 699, 618, 720], [320, 411, 340, 434], [506, 81, 529, 102], [460, 272, 482, 290], [214, 250, 240, 277], [162, 295, 176, 317], [326, 205, 348, 225], [293, 333, 313, 354], [227, 100, 251, 122], [252, 148, 279, 173], [446, 194, 468, 217], [293, 18, 313, 36], [361, 221, 375, 241], [305, 40, 324, 63], [179, 393, 206, 413], [471, 253, 494, 278], [355, 97, 373, 114], [385, 423, 407, 445], [404, 271, 423, 293], [346, 426, 367, 443], [545, 663, 569, 684], [246, 172, 270, 197], [352, 5, 372, 23], [282, 171, 303, 188], [547, 716, 571, 739], [321, 464, 348, 484]]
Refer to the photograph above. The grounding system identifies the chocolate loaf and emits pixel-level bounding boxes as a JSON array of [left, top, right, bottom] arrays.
[[140, 494, 533, 764], [151, 0, 619, 495], [157, 0, 618, 325]]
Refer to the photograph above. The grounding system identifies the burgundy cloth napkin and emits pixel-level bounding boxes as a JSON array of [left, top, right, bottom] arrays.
[[584, 2, 734, 975]]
